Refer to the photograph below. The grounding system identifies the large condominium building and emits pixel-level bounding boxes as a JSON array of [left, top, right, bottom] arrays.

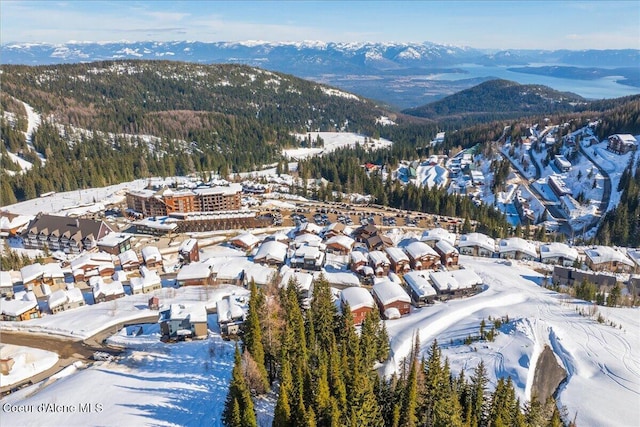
[[126, 184, 241, 217]]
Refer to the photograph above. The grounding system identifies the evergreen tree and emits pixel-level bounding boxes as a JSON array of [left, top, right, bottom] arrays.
[[243, 281, 269, 393], [223, 345, 257, 427]]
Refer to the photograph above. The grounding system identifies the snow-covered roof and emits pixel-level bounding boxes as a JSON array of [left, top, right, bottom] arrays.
[[141, 246, 162, 263], [179, 239, 198, 253], [176, 261, 212, 281], [435, 239, 458, 255], [319, 269, 361, 287], [280, 266, 313, 292], [193, 183, 242, 196], [0, 291, 37, 316], [97, 233, 132, 248], [20, 263, 64, 284], [429, 269, 482, 292], [93, 280, 124, 297], [69, 252, 114, 269], [0, 271, 13, 287], [325, 235, 355, 250], [216, 297, 245, 323], [368, 250, 390, 266], [405, 241, 438, 259], [609, 134, 637, 145], [294, 233, 323, 246], [118, 249, 139, 266], [372, 279, 411, 306], [254, 240, 288, 263], [296, 222, 322, 235], [626, 249, 640, 266], [48, 289, 68, 309], [243, 263, 276, 286], [340, 287, 375, 311], [458, 233, 496, 252], [350, 250, 368, 265], [230, 232, 260, 248], [403, 271, 437, 297], [420, 228, 456, 245], [385, 247, 409, 263], [498, 238, 537, 258], [133, 216, 179, 231], [112, 270, 128, 282], [584, 246, 633, 267], [540, 242, 578, 262], [163, 303, 207, 323]]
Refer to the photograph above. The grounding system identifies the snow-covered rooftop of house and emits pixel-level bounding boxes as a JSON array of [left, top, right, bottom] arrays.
[[318, 269, 360, 287], [243, 263, 276, 286], [385, 247, 409, 263], [350, 250, 368, 265], [429, 269, 482, 292], [97, 233, 131, 248], [94, 280, 125, 297], [280, 266, 313, 292], [1, 271, 13, 287], [458, 233, 496, 252], [112, 270, 128, 282], [340, 286, 375, 311], [405, 241, 438, 259], [325, 234, 355, 250], [372, 279, 411, 306], [230, 232, 260, 248], [609, 134, 637, 145], [403, 271, 437, 297], [179, 238, 198, 253], [216, 297, 245, 323], [294, 233, 323, 246], [48, 287, 83, 309], [141, 246, 162, 263], [69, 251, 114, 269], [435, 239, 458, 255], [176, 261, 212, 281], [294, 244, 322, 260], [254, 240, 287, 263], [584, 246, 634, 267], [498, 238, 537, 258], [296, 222, 322, 235], [20, 262, 64, 283], [0, 214, 33, 232], [163, 303, 207, 323], [118, 249, 139, 266], [540, 242, 579, 261], [368, 250, 390, 266], [626, 249, 640, 266], [0, 291, 37, 316]]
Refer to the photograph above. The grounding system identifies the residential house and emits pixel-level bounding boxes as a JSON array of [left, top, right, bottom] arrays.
[[141, 246, 163, 269], [0, 291, 39, 321], [23, 214, 113, 254], [69, 252, 115, 282], [385, 247, 410, 273], [340, 287, 376, 326], [403, 271, 437, 307], [290, 244, 325, 271], [457, 233, 496, 257], [89, 277, 125, 304], [20, 263, 65, 290], [48, 286, 85, 314], [548, 175, 572, 199], [242, 263, 277, 288], [178, 239, 200, 264], [498, 238, 538, 261], [551, 265, 617, 289], [350, 250, 369, 273], [554, 155, 572, 172], [429, 269, 482, 300], [176, 261, 214, 287], [130, 266, 162, 294], [420, 228, 456, 247], [253, 240, 288, 266], [372, 279, 411, 319], [322, 222, 346, 239], [368, 250, 391, 277], [584, 246, 634, 273], [229, 233, 260, 251], [1, 271, 14, 298], [118, 249, 141, 272], [0, 212, 33, 236], [404, 241, 440, 270], [96, 233, 132, 255], [325, 235, 355, 255], [435, 240, 459, 268], [607, 134, 637, 154], [353, 223, 379, 243], [539, 242, 579, 266], [159, 303, 208, 340], [280, 266, 314, 308], [366, 234, 393, 251], [294, 222, 322, 237], [216, 296, 245, 336]]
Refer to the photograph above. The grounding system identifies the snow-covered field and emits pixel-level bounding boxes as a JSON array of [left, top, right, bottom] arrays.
[[0, 344, 58, 388], [284, 132, 393, 160], [2, 256, 639, 426], [382, 256, 640, 427]]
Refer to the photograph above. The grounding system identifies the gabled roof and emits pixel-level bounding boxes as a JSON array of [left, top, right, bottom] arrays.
[[340, 287, 375, 311], [230, 232, 260, 248], [368, 250, 390, 266], [254, 240, 288, 263], [429, 269, 482, 292], [458, 233, 496, 252], [20, 262, 64, 284], [435, 239, 458, 255], [540, 242, 578, 261], [179, 239, 198, 253], [118, 249, 140, 266], [25, 214, 113, 243], [217, 297, 245, 324], [350, 250, 368, 265], [420, 228, 456, 245], [585, 246, 633, 267], [405, 241, 438, 259], [373, 280, 411, 306], [177, 261, 212, 281], [141, 246, 163, 263], [0, 291, 37, 316], [498, 238, 537, 258], [325, 235, 355, 250], [385, 247, 409, 263], [403, 271, 437, 297]]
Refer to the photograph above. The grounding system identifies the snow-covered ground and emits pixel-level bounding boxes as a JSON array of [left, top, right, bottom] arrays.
[[0, 344, 58, 388], [381, 256, 640, 427], [284, 132, 393, 160]]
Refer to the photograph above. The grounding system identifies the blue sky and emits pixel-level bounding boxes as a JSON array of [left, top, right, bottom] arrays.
[[2, 1, 639, 49]]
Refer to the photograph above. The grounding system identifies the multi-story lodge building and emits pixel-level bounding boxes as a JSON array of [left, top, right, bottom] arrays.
[[126, 183, 242, 217], [23, 214, 114, 254]]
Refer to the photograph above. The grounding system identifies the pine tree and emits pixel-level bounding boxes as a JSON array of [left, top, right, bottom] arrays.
[[223, 345, 257, 427], [470, 360, 488, 426], [243, 281, 269, 393], [400, 334, 420, 427]]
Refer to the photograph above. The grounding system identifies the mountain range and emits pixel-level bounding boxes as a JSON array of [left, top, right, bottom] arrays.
[[3, 41, 639, 108]]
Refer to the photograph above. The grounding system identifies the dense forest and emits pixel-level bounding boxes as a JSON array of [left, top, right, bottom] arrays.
[[224, 279, 568, 427]]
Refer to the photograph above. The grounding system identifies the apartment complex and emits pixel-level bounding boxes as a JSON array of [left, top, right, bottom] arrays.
[[126, 184, 242, 217]]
